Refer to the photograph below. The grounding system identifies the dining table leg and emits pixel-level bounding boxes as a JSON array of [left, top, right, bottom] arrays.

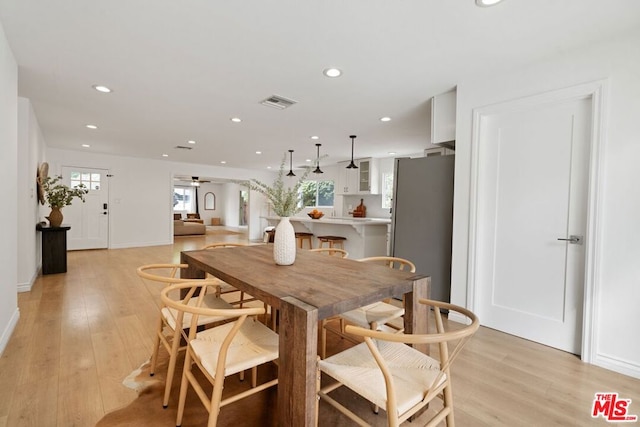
[[404, 276, 430, 354], [179, 253, 206, 278], [278, 296, 319, 426]]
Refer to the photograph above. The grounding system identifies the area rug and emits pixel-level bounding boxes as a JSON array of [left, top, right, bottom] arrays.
[[96, 350, 278, 427]]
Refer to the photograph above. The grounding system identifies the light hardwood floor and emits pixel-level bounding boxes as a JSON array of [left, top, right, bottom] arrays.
[[1, 230, 638, 426]]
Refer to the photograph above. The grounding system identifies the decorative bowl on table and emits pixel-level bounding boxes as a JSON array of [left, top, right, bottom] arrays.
[[308, 210, 324, 219]]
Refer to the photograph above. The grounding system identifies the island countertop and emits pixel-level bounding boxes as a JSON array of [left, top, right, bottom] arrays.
[[263, 216, 391, 226], [262, 216, 391, 258]]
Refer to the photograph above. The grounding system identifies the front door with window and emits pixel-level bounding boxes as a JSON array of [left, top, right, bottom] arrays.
[[61, 166, 109, 250]]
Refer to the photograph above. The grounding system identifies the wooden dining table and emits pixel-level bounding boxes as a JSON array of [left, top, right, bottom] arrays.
[[180, 244, 430, 426]]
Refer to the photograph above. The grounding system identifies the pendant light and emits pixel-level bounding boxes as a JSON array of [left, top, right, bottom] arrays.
[[313, 143, 324, 174], [286, 149, 296, 177], [346, 135, 358, 169]]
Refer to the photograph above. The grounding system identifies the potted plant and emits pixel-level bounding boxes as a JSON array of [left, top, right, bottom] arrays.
[[41, 175, 88, 227], [245, 153, 311, 265]]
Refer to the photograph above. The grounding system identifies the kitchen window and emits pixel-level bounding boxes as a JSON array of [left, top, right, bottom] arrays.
[[300, 180, 334, 207], [381, 172, 393, 209]]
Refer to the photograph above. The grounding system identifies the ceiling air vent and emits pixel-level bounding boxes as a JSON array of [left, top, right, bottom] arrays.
[[260, 95, 297, 110], [174, 145, 193, 150]]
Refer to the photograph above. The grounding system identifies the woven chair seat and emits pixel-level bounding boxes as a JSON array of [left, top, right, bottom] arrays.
[[339, 301, 405, 328], [319, 340, 445, 416], [191, 318, 279, 378], [161, 294, 233, 330]]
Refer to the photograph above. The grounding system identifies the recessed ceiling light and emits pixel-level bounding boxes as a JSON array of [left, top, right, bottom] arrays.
[[310, 136, 319, 140], [323, 68, 342, 78], [475, 0, 504, 6], [305, 159, 311, 163], [267, 166, 272, 169], [256, 151, 262, 155], [162, 154, 169, 157], [82, 144, 90, 148], [220, 160, 227, 164], [187, 140, 196, 144], [388, 151, 397, 155], [92, 84, 112, 93], [380, 117, 392, 122], [230, 117, 242, 123], [86, 124, 98, 129]]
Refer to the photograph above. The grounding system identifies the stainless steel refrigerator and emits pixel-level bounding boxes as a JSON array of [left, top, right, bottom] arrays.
[[390, 155, 455, 302]]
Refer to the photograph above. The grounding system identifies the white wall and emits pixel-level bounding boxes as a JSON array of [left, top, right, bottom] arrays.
[[451, 28, 640, 378], [0, 22, 19, 355], [46, 148, 275, 246], [17, 98, 47, 292], [195, 183, 224, 225], [222, 183, 242, 227]]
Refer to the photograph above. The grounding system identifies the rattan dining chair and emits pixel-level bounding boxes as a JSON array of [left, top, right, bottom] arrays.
[[136, 264, 233, 409], [161, 281, 279, 427], [201, 243, 255, 307], [308, 247, 349, 258], [320, 256, 415, 360], [318, 299, 479, 427], [202, 242, 275, 327]]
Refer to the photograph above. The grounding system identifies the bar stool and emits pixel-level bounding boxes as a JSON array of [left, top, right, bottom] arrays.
[[317, 235, 346, 251], [263, 226, 275, 243], [295, 232, 314, 249]]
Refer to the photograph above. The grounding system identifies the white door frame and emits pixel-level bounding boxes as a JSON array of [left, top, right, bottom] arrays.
[[467, 80, 607, 363]]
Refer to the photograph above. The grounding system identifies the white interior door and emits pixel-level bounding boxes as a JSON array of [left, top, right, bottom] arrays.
[[61, 166, 109, 250], [474, 96, 591, 355]]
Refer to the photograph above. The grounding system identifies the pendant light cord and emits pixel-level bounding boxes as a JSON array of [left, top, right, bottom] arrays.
[[287, 149, 296, 177], [313, 143, 323, 174], [346, 135, 358, 169]]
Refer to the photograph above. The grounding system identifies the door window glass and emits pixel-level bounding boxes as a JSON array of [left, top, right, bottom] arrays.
[[70, 170, 100, 190]]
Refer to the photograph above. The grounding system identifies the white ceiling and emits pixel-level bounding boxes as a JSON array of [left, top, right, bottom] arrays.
[[1, 1, 639, 171]]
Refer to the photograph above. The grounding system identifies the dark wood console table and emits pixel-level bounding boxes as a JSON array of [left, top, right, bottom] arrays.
[[36, 223, 71, 274]]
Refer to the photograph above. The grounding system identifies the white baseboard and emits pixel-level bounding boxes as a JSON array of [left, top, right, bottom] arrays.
[[17, 282, 32, 293], [0, 307, 20, 356], [109, 239, 171, 249], [17, 269, 39, 293], [447, 311, 469, 324], [594, 352, 640, 380]]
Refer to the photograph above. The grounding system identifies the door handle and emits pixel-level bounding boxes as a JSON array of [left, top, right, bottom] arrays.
[[557, 235, 583, 245]]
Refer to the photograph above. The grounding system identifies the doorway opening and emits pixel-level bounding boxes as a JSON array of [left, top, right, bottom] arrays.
[[172, 175, 250, 240]]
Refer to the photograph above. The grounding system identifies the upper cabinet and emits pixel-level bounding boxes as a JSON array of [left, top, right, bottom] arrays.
[[431, 88, 457, 148], [336, 158, 380, 195]]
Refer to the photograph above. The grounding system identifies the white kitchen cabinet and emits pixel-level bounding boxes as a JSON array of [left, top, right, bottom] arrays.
[[431, 88, 456, 147], [336, 158, 379, 194], [336, 161, 356, 195]]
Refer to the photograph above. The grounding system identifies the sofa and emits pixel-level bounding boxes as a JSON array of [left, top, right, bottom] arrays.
[[173, 219, 206, 236]]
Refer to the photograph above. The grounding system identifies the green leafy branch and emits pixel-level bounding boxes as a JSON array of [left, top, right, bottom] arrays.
[[244, 153, 312, 217], [41, 175, 88, 208]]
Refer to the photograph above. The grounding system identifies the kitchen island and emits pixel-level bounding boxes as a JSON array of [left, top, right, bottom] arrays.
[[263, 216, 391, 259]]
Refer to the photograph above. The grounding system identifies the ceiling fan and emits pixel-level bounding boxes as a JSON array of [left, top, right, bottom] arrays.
[[175, 176, 211, 186], [189, 176, 210, 187]]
